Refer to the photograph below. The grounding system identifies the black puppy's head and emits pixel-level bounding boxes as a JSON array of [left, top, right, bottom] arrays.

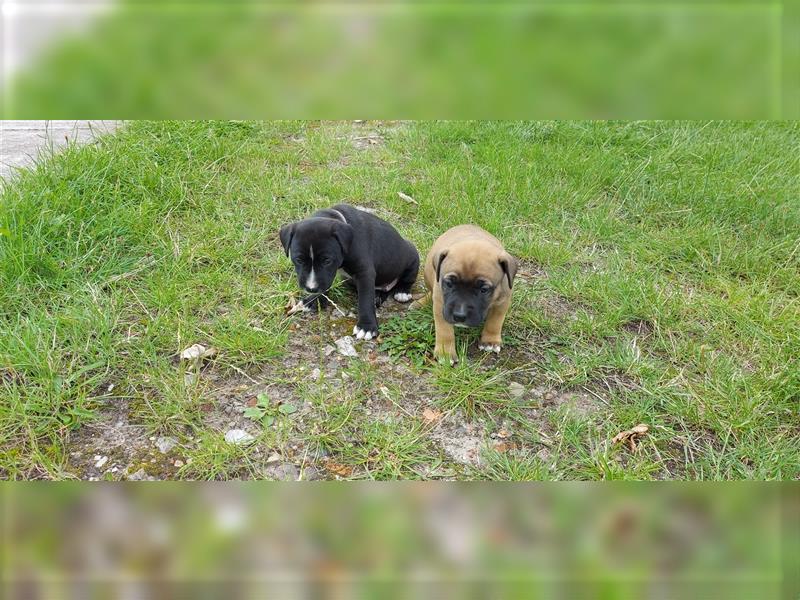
[[435, 243, 517, 328], [279, 218, 353, 294]]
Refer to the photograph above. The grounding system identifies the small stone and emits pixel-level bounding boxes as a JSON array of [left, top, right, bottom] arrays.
[[95, 456, 108, 469], [324, 345, 336, 356], [335, 336, 358, 357], [266, 452, 282, 464], [225, 429, 255, 445], [310, 368, 321, 380], [184, 371, 198, 386], [174, 459, 184, 468], [155, 436, 178, 454], [544, 390, 556, 401], [272, 463, 298, 481], [302, 466, 324, 481], [508, 382, 526, 398], [127, 468, 147, 481]]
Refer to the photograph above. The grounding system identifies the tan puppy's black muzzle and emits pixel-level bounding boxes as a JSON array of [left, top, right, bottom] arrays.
[[423, 225, 517, 364]]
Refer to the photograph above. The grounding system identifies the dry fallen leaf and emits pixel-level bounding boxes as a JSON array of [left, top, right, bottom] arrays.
[[496, 429, 511, 439], [422, 408, 442, 423], [285, 296, 308, 315], [397, 191, 418, 205], [325, 460, 353, 478], [611, 423, 649, 451], [179, 344, 217, 363]]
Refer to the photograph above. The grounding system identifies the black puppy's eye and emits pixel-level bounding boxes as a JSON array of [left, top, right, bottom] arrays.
[[321, 257, 333, 266]]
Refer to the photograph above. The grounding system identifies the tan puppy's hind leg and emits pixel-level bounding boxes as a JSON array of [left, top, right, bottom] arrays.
[[432, 290, 457, 364], [479, 299, 510, 353]]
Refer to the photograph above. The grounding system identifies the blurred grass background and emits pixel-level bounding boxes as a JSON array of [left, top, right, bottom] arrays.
[[2, 483, 795, 599], [2, 0, 797, 118]]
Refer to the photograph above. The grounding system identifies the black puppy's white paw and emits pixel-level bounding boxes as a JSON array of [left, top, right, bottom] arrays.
[[353, 324, 378, 341], [393, 292, 413, 303]]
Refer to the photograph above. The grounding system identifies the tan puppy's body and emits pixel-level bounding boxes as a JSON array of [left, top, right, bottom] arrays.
[[423, 225, 517, 363]]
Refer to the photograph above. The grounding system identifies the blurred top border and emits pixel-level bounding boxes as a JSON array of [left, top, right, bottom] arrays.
[[1, 0, 797, 118]]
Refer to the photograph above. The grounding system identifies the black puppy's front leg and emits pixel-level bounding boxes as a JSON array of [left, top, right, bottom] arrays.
[[352, 270, 379, 340]]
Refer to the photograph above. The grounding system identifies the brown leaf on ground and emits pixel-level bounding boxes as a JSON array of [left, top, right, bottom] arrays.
[[611, 424, 649, 451], [324, 460, 353, 478], [493, 441, 519, 453], [246, 397, 258, 408], [497, 429, 511, 439], [285, 295, 306, 315], [422, 408, 442, 423]]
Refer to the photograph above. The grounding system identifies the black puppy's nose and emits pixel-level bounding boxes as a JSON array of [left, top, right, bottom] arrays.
[[452, 307, 468, 323], [305, 285, 319, 293]]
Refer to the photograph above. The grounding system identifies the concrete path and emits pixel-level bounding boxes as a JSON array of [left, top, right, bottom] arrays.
[[1, 120, 121, 180]]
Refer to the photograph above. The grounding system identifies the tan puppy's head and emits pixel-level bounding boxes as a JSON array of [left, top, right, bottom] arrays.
[[433, 240, 517, 327]]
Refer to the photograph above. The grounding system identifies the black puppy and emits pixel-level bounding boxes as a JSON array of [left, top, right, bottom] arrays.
[[280, 204, 419, 340]]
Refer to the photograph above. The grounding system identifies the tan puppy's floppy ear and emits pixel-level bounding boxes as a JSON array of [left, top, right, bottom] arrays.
[[434, 250, 449, 282], [498, 252, 518, 289], [279, 223, 296, 257]]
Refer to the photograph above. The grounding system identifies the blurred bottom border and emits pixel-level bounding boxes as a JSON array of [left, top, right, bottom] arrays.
[[2, 482, 797, 600]]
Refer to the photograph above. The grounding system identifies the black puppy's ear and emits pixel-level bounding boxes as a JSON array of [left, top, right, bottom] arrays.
[[435, 250, 449, 283], [498, 252, 518, 289], [332, 223, 354, 254], [279, 223, 296, 257]]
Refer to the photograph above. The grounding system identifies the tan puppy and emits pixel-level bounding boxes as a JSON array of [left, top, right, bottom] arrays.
[[423, 225, 517, 363]]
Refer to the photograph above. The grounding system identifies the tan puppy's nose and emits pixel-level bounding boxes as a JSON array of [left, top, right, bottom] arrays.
[[452, 305, 468, 323]]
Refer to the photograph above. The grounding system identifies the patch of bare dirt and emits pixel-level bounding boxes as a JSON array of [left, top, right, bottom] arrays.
[[622, 318, 654, 337], [62, 277, 639, 480], [66, 399, 153, 481], [429, 417, 487, 468], [536, 294, 591, 321]]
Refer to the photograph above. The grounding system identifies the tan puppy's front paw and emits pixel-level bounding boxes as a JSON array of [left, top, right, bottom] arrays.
[[478, 335, 502, 354], [434, 343, 458, 365]]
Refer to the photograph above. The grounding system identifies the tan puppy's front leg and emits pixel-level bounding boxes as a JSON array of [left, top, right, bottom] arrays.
[[432, 287, 457, 364], [479, 299, 510, 353]]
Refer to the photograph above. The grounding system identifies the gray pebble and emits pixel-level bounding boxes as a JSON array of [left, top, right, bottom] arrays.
[[508, 381, 526, 398], [155, 436, 178, 454]]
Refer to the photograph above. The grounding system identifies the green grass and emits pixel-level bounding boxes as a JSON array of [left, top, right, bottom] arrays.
[[1, 120, 798, 480]]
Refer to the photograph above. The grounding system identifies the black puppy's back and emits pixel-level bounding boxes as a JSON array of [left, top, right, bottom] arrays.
[[322, 204, 418, 286]]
